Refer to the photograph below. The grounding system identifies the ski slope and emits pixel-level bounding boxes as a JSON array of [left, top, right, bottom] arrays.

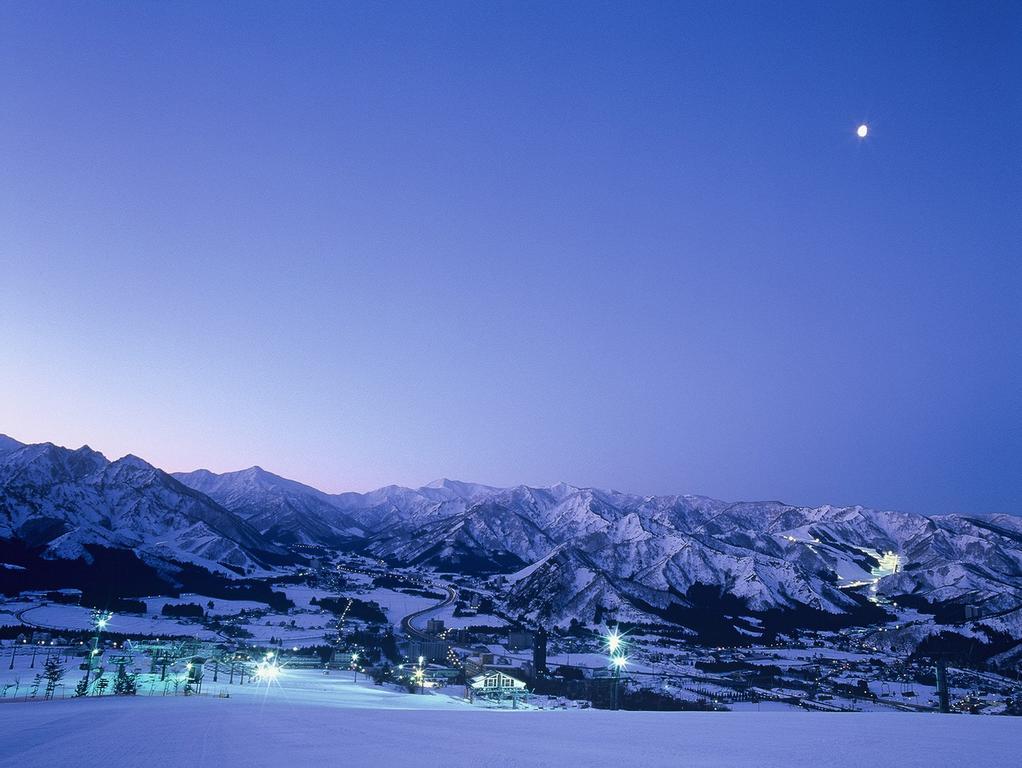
[[0, 694, 1017, 768]]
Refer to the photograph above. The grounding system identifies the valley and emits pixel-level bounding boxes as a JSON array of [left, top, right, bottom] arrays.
[[2, 434, 1021, 717]]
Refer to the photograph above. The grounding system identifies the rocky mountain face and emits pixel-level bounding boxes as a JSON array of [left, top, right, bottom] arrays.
[[0, 437, 289, 580]]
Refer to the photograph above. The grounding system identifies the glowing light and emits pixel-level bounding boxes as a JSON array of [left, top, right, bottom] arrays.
[[610, 655, 629, 670], [92, 610, 113, 631], [856, 123, 869, 139], [605, 628, 623, 654], [253, 660, 282, 683]]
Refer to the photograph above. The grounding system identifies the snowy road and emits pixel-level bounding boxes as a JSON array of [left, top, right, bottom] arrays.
[[0, 696, 1018, 768], [401, 583, 458, 639]]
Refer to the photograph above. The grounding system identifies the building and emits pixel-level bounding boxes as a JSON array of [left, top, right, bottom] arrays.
[[468, 670, 529, 707], [423, 665, 461, 686], [462, 652, 493, 678], [409, 638, 449, 663], [469, 669, 527, 693], [426, 618, 445, 635], [507, 629, 533, 651], [533, 626, 548, 675]]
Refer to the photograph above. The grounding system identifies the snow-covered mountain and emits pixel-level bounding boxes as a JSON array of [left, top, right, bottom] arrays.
[[0, 434, 24, 454], [4, 433, 1021, 644], [0, 437, 289, 578], [172, 466, 365, 546], [172, 467, 1022, 639]]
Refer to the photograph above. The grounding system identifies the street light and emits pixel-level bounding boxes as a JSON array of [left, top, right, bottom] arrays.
[[604, 627, 625, 655], [606, 629, 621, 655], [81, 611, 114, 693], [253, 658, 282, 683], [609, 654, 628, 710], [604, 627, 627, 711]]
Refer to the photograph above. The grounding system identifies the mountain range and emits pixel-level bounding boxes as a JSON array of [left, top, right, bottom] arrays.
[[2, 434, 1021, 649]]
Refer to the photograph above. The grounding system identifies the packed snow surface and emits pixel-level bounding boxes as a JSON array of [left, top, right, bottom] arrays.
[[0, 694, 1017, 768]]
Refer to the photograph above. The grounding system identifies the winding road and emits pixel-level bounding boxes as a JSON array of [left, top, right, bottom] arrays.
[[400, 584, 458, 640]]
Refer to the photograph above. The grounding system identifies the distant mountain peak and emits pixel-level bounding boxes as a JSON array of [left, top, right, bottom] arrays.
[[172, 463, 366, 545], [113, 453, 152, 469], [421, 478, 500, 499], [549, 481, 582, 495]]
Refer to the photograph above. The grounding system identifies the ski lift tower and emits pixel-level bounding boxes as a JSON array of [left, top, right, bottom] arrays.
[[80, 610, 113, 691]]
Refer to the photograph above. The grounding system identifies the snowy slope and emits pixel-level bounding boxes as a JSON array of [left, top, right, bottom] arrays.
[[173, 466, 365, 545], [0, 693, 1018, 768], [0, 441, 289, 577]]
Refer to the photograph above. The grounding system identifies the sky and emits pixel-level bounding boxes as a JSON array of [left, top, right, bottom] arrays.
[[1, 2, 1019, 515]]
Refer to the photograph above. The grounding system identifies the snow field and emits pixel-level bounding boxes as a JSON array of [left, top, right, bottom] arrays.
[[0, 694, 1018, 768]]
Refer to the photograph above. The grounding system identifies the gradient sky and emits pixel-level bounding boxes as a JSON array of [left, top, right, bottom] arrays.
[[1, 2, 1019, 515]]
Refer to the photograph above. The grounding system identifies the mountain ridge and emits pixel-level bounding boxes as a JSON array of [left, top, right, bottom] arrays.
[[3, 435, 1021, 647], [170, 464, 1022, 640], [0, 439, 290, 581]]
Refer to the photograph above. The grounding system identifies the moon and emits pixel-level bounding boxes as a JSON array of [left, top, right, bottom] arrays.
[[856, 123, 869, 138]]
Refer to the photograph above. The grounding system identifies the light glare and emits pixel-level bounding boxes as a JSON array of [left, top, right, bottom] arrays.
[[254, 660, 282, 683], [605, 629, 623, 654]]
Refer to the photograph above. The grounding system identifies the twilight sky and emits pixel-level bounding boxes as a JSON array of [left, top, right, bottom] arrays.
[[1, 2, 1019, 515]]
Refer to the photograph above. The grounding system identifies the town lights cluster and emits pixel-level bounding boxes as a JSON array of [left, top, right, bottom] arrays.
[[337, 598, 354, 624]]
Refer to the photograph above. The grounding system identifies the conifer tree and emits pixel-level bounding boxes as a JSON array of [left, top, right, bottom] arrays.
[[114, 670, 138, 696], [43, 655, 65, 700]]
